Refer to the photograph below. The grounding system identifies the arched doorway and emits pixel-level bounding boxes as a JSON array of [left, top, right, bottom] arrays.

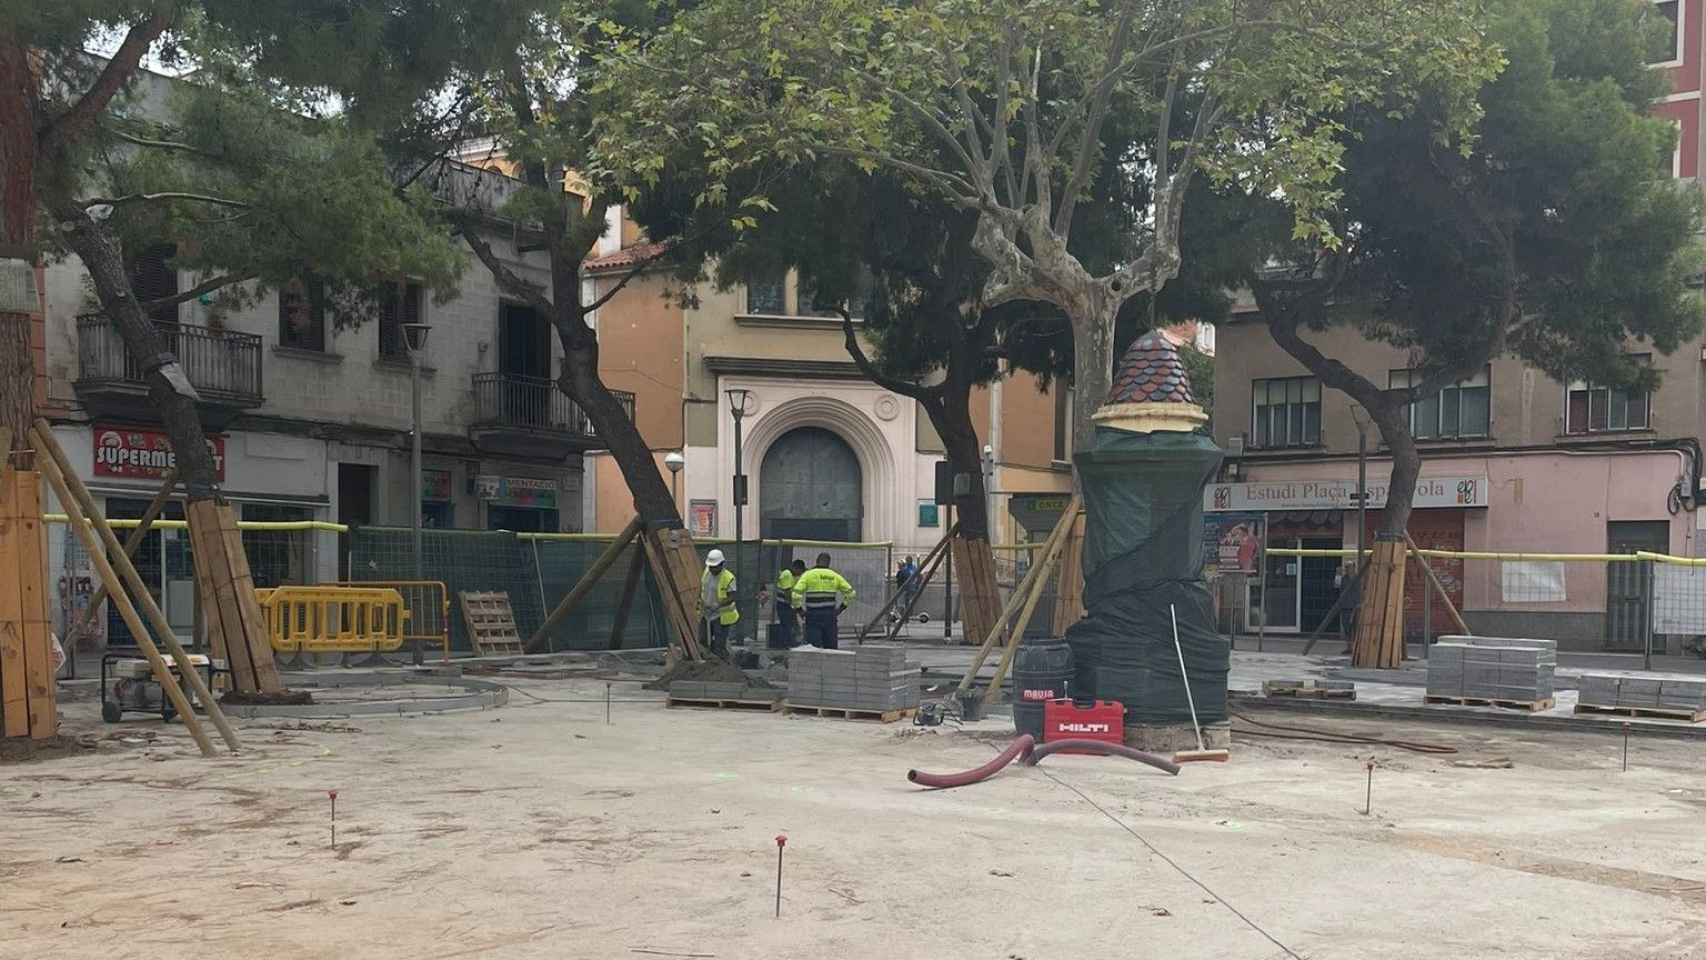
[[760, 426, 863, 541]]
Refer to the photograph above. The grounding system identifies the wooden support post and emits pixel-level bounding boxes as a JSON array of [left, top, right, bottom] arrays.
[[608, 540, 647, 650], [70, 467, 178, 645], [979, 524, 1072, 711], [34, 441, 215, 756], [1, 463, 53, 739], [1050, 510, 1087, 634], [955, 496, 1080, 699], [880, 529, 955, 644], [527, 515, 643, 653], [641, 526, 703, 661], [1404, 533, 1470, 636], [0, 468, 29, 739], [32, 425, 241, 751], [186, 498, 283, 693]]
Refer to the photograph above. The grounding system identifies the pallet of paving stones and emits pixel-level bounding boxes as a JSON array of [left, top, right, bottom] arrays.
[[1422, 694, 1556, 712], [667, 681, 784, 711], [1425, 637, 1555, 707], [1261, 679, 1356, 700], [784, 645, 921, 718], [1575, 672, 1706, 722]]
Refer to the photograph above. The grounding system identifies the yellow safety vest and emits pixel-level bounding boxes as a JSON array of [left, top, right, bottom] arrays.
[[792, 567, 856, 611], [776, 569, 797, 606], [702, 567, 739, 626]]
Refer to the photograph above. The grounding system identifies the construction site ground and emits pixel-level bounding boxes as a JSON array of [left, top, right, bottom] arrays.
[[6, 651, 1706, 960]]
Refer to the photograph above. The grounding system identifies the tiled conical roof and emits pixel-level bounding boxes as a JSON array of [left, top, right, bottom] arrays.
[[1106, 331, 1197, 405]]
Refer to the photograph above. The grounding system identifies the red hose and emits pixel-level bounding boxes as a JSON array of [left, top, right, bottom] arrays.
[[908, 735, 1036, 789], [1025, 739, 1181, 776]]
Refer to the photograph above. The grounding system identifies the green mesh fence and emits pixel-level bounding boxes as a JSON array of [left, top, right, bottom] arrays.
[[530, 538, 669, 650], [349, 527, 546, 653]]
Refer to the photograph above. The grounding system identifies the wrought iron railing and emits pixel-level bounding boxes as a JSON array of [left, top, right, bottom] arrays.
[[471, 373, 633, 440], [76, 314, 263, 404]]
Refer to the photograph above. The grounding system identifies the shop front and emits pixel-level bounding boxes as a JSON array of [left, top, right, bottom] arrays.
[[1205, 474, 1488, 634], [479, 474, 563, 532], [50, 423, 332, 648]]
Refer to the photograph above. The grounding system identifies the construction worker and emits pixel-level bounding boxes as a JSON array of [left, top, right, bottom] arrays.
[[701, 549, 739, 658], [792, 552, 856, 650], [770, 558, 807, 649]]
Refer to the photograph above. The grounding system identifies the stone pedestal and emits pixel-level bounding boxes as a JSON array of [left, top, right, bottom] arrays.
[[1123, 720, 1231, 754]]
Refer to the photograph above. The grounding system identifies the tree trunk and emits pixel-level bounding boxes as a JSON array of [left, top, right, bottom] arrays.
[[934, 396, 1002, 649], [0, 34, 35, 465], [52, 202, 222, 498], [558, 331, 680, 527], [1349, 401, 1420, 667], [1068, 290, 1120, 460], [51, 198, 282, 691]]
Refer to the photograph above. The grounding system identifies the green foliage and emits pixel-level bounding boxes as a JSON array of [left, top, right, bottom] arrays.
[[1179, 343, 1214, 429], [1269, 0, 1705, 391], [594, 0, 1499, 249]]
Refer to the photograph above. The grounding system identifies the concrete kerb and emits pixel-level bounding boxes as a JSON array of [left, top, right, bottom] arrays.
[[220, 671, 510, 719], [1230, 691, 1706, 742]]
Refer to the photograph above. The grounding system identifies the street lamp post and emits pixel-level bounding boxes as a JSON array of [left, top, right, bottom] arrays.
[[403, 321, 432, 666], [664, 450, 685, 511], [726, 389, 752, 631]]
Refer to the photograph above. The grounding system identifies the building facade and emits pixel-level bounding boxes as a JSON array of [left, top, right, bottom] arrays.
[[39, 185, 609, 645], [579, 215, 1084, 556]]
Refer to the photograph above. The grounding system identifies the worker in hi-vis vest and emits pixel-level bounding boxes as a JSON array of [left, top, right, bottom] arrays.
[[791, 552, 856, 650], [768, 558, 807, 649], [700, 549, 739, 657]]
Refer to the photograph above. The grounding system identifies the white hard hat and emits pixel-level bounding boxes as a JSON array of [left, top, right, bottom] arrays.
[[706, 549, 725, 566]]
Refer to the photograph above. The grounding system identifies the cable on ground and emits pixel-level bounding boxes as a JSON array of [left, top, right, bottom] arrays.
[[1229, 710, 1457, 755], [1030, 759, 1305, 960]]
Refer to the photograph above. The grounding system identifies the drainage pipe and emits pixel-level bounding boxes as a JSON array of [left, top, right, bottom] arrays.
[[1025, 739, 1181, 776], [907, 735, 1035, 789]]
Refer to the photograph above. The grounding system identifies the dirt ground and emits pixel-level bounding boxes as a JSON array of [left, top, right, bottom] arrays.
[[4, 678, 1706, 960]]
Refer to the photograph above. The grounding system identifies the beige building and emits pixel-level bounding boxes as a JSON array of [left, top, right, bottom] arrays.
[[581, 212, 1077, 553]]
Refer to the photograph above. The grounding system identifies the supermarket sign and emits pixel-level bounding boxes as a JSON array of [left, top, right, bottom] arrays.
[[93, 425, 226, 481], [1205, 475, 1487, 512]]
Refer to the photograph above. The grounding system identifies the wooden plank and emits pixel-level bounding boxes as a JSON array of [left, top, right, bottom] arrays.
[[980, 517, 1073, 711], [191, 500, 253, 688], [186, 506, 230, 665], [1425, 695, 1555, 712], [783, 703, 917, 723], [955, 496, 1080, 700], [640, 529, 702, 660], [1050, 511, 1087, 634], [1384, 542, 1407, 667], [15, 471, 54, 738], [1574, 703, 1706, 722], [461, 590, 526, 656], [0, 471, 29, 738], [35, 446, 215, 756], [30, 425, 239, 750], [219, 505, 282, 691]]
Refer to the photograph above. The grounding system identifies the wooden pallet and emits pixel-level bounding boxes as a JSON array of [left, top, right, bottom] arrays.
[[1424, 695, 1555, 712], [1262, 680, 1355, 700], [784, 702, 918, 723], [459, 591, 525, 656], [667, 696, 784, 712], [1574, 703, 1706, 723]]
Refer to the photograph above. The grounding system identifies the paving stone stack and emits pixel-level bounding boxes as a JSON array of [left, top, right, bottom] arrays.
[[1427, 636, 1556, 703], [669, 680, 781, 702], [1578, 672, 1706, 715], [786, 646, 921, 712]]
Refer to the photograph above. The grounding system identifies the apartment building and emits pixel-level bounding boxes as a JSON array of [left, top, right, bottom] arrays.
[[579, 218, 1083, 554], [38, 174, 611, 645]]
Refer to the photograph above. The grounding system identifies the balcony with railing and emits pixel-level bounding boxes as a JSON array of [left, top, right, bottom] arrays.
[[75, 314, 264, 424], [468, 372, 631, 458]]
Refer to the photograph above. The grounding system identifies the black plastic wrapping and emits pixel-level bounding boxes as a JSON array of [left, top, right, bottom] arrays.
[[1064, 427, 1228, 724]]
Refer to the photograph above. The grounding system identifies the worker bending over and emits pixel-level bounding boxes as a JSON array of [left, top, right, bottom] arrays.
[[701, 549, 739, 658], [791, 552, 856, 650], [770, 558, 807, 649]]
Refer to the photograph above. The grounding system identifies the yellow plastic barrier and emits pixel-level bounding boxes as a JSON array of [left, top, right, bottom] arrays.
[[334, 580, 450, 662], [255, 585, 409, 654]]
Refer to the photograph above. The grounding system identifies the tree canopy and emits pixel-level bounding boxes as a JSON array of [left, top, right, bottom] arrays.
[[1251, 0, 1705, 537], [595, 0, 1500, 449]]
